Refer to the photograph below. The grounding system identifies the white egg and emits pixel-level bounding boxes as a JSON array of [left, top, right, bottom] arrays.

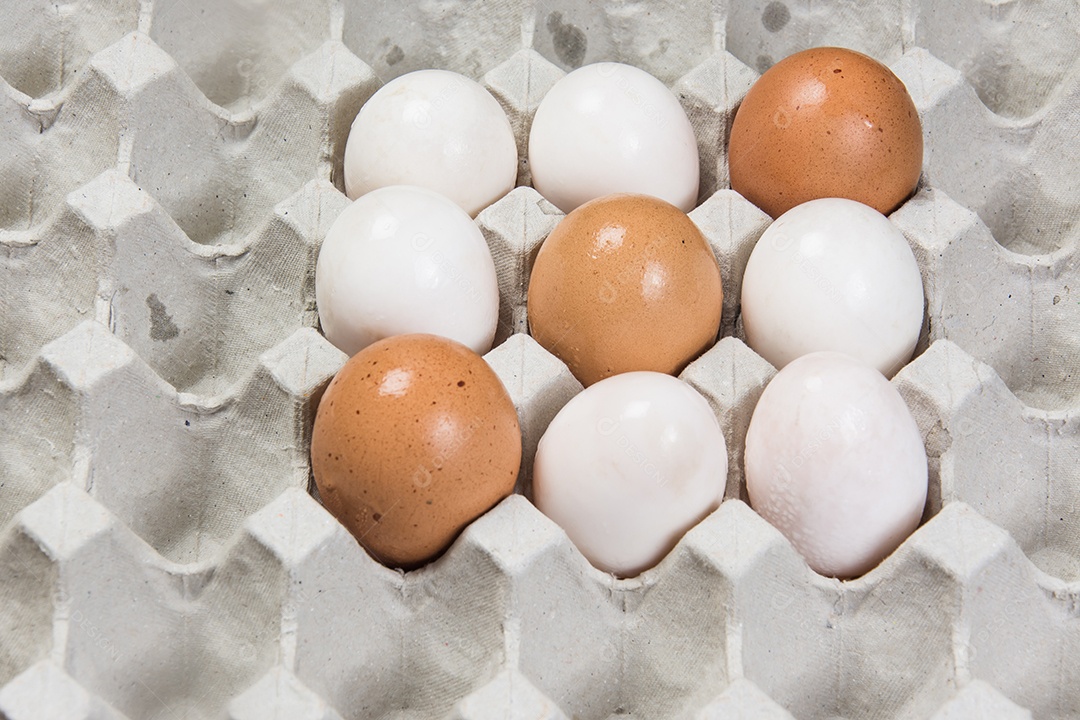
[[745, 351, 927, 578], [741, 198, 924, 378], [315, 185, 499, 356], [343, 69, 517, 218], [528, 62, 700, 214], [533, 371, 727, 577]]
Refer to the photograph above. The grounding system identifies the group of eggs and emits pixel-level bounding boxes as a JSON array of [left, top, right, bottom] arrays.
[[312, 47, 929, 579]]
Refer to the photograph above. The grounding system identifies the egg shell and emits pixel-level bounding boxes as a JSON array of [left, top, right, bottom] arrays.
[[526, 193, 723, 387], [741, 197, 924, 377], [533, 371, 727, 578], [729, 47, 923, 219], [315, 185, 500, 357], [310, 333, 522, 569], [343, 69, 518, 217], [744, 351, 928, 579], [528, 62, 700, 213]]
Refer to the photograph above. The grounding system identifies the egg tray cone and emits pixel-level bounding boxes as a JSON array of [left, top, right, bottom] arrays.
[[1, 1, 1078, 718]]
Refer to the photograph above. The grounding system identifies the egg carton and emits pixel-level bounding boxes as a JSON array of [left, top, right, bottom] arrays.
[[1, 0, 1078, 718]]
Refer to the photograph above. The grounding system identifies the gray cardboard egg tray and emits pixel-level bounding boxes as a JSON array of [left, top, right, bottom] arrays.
[[1, 0, 1078, 718]]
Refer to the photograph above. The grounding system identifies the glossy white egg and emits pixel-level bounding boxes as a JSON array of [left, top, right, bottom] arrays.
[[745, 351, 928, 578], [343, 69, 518, 217], [533, 371, 727, 577], [528, 62, 700, 214], [741, 197, 924, 378], [315, 185, 499, 357]]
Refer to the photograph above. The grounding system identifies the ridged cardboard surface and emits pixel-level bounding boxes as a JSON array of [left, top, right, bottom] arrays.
[[1, 1, 1078, 718]]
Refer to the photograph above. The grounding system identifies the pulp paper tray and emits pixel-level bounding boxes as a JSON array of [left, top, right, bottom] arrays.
[[1, 0, 1078, 718]]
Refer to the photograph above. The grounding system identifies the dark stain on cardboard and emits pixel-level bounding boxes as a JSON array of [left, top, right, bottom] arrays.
[[762, 2, 791, 32], [385, 45, 404, 66], [547, 12, 587, 68], [147, 294, 179, 341]]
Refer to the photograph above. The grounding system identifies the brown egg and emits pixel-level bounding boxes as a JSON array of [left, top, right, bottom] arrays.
[[311, 333, 521, 569], [729, 47, 923, 218], [527, 193, 723, 387]]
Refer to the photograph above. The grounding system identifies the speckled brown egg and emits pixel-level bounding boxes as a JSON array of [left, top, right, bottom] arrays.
[[527, 193, 723, 387], [311, 333, 521, 569], [728, 47, 923, 218]]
